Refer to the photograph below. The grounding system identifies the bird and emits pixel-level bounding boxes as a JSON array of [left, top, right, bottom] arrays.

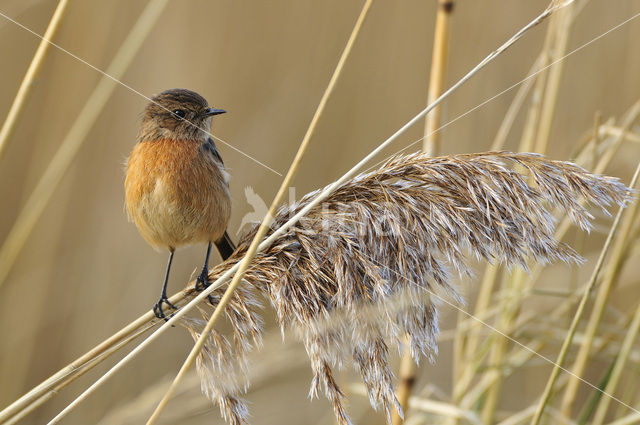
[[124, 88, 236, 320]]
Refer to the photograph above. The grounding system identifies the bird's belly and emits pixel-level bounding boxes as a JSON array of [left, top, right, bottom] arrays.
[[130, 176, 230, 250], [124, 139, 231, 250]]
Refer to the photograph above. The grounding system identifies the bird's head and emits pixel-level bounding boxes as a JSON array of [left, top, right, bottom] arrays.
[[138, 88, 225, 142]]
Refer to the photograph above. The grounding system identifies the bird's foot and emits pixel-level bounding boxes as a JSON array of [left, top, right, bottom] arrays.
[[153, 296, 177, 321], [194, 269, 216, 306]]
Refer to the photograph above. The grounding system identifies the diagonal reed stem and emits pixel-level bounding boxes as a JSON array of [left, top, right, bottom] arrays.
[[145, 0, 373, 423], [481, 6, 575, 422], [45, 2, 568, 422], [591, 302, 640, 425], [4, 323, 154, 425], [456, 102, 639, 411], [0, 0, 69, 161], [559, 107, 640, 418], [533, 4, 572, 154], [0, 1, 171, 421], [394, 1, 453, 424], [0, 0, 169, 288], [560, 175, 640, 418], [529, 160, 640, 425], [422, 0, 453, 157]]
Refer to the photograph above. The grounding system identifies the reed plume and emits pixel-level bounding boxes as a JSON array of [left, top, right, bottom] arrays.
[[180, 151, 632, 425]]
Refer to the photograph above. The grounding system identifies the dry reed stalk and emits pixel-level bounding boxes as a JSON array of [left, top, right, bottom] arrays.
[[465, 251, 622, 418], [8, 3, 576, 422], [179, 151, 630, 425], [601, 125, 640, 144], [32, 149, 629, 425], [395, 2, 454, 424], [0, 0, 74, 382], [573, 117, 612, 158], [414, 102, 634, 419], [457, 107, 637, 413], [533, 4, 573, 154], [145, 2, 374, 424], [47, 262, 247, 425], [579, 102, 640, 173], [461, 298, 632, 414], [616, 383, 640, 424], [350, 383, 482, 425], [46, 4, 571, 423], [517, 0, 589, 153], [522, 0, 584, 152], [559, 181, 640, 418], [0, 2, 171, 422], [490, 311, 636, 425], [456, 7, 571, 412], [614, 366, 640, 421], [591, 111, 603, 170], [530, 161, 640, 425], [436, 4, 589, 423], [496, 405, 538, 425], [95, 331, 307, 425], [485, 8, 605, 419], [422, 0, 453, 156], [0, 0, 169, 288], [454, 263, 499, 400], [461, 340, 545, 411], [454, 199, 592, 384], [478, 12, 574, 417], [518, 26, 554, 153], [467, 332, 609, 424], [451, 308, 465, 402], [0, 295, 177, 424], [0, 0, 68, 162], [608, 413, 640, 425], [586, 104, 640, 179], [404, 5, 575, 422], [489, 53, 545, 151], [393, 336, 419, 425], [4, 323, 154, 425], [481, 269, 527, 424]]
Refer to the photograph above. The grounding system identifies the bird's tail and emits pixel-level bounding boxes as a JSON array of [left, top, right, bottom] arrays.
[[215, 230, 236, 260]]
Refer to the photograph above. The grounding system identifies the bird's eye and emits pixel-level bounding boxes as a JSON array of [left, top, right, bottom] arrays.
[[172, 109, 186, 119]]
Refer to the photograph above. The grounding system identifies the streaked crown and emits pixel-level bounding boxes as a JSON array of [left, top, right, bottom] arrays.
[[138, 88, 225, 142]]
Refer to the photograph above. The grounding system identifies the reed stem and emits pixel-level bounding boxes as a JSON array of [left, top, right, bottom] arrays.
[[145, 1, 374, 423], [0, 0, 69, 161], [530, 161, 640, 425]]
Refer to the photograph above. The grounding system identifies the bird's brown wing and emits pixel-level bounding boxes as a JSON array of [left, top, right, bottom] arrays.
[[204, 136, 224, 165]]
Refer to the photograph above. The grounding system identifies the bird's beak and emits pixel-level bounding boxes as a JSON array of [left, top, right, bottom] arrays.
[[203, 108, 226, 117]]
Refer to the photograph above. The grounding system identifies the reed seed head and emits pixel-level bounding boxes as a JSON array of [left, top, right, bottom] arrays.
[[182, 151, 633, 425]]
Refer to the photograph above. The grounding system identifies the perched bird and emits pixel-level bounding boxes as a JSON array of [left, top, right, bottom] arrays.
[[125, 88, 236, 320]]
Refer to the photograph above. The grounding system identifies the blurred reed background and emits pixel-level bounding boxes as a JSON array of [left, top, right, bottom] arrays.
[[1, 0, 640, 424]]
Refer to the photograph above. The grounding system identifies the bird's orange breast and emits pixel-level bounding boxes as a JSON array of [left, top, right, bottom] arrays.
[[125, 139, 231, 250]]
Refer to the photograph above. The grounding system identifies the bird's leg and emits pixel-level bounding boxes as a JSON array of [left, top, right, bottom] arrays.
[[194, 242, 216, 305], [153, 250, 178, 321]]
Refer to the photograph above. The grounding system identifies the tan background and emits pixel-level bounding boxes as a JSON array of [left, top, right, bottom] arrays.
[[1, 0, 639, 424]]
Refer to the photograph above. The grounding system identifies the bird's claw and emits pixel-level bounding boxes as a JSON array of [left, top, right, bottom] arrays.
[[195, 271, 216, 306], [153, 296, 177, 321]]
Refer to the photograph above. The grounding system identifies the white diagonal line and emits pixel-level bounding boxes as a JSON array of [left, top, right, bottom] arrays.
[[0, 9, 283, 176], [366, 9, 640, 173], [363, 253, 640, 416], [3, 2, 637, 421]]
